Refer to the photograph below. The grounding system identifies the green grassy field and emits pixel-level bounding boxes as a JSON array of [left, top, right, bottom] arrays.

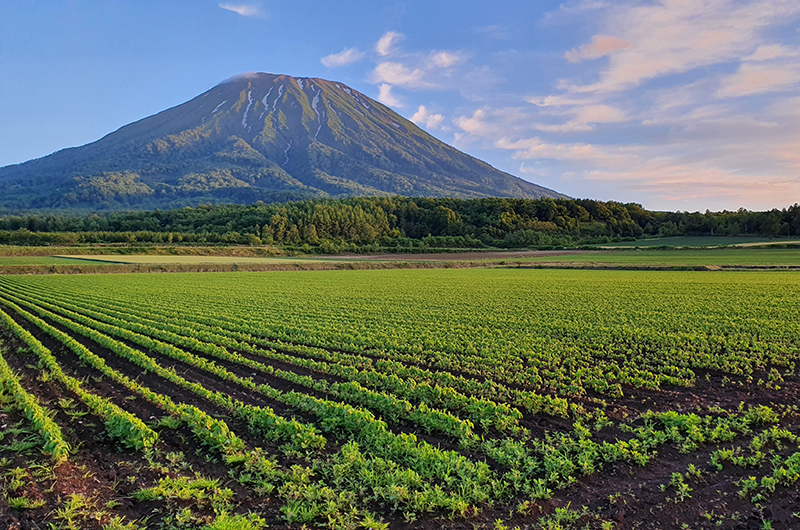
[[600, 236, 800, 247], [516, 247, 800, 266], [0, 268, 798, 528]]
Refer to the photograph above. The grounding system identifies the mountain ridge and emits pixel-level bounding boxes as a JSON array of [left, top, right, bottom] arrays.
[[0, 72, 567, 211]]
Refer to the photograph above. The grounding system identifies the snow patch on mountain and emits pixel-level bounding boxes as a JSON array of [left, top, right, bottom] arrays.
[[283, 139, 292, 166], [259, 87, 273, 120], [312, 89, 322, 140], [242, 91, 253, 128], [273, 84, 284, 111], [212, 100, 228, 113]]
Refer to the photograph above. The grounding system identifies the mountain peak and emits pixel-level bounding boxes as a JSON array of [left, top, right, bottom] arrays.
[[0, 72, 566, 211]]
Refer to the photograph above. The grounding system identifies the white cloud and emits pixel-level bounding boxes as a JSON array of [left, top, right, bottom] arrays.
[[219, 3, 262, 17], [428, 51, 463, 68], [410, 105, 445, 130], [452, 107, 540, 142], [454, 108, 500, 137], [321, 48, 366, 68], [377, 84, 403, 107], [376, 31, 404, 56], [368, 49, 467, 94], [371, 62, 436, 88], [717, 63, 800, 98]]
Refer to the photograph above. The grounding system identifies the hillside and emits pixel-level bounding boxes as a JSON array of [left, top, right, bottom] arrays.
[[0, 72, 565, 211]]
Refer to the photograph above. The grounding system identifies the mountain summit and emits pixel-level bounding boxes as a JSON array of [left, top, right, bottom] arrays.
[[0, 72, 566, 210]]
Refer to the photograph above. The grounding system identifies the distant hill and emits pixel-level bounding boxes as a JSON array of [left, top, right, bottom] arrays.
[[0, 72, 566, 211]]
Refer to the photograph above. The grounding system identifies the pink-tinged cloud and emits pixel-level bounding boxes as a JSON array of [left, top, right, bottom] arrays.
[[717, 63, 800, 97], [744, 44, 799, 61], [565, 35, 629, 63], [560, 0, 800, 93]]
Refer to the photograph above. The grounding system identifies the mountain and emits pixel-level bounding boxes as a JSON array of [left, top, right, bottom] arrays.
[[0, 72, 566, 211]]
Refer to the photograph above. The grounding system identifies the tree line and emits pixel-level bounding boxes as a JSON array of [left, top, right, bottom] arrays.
[[0, 197, 798, 250]]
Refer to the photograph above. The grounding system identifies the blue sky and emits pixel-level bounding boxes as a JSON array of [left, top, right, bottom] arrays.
[[1, 1, 799, 211]]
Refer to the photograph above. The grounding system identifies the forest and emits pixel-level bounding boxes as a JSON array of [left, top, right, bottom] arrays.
[[0, 197, 798, 250]]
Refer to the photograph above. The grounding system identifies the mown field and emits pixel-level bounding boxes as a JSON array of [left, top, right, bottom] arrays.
[[0, 269, 798, 530], [516, 248, 800, 267], [598, 236, 787, 248]]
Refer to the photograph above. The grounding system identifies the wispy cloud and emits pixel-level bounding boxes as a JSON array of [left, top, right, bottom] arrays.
[[558, 0, 800, 94], [565, 35, 628, 63], [744, 44, 800, 61], [428, 51, 464, 69], [218, 3, 263, 17], [371, 62, 437, 89], [475, 25, 509, 39], [376, 31, 404, 56], [716, 63, 800, 98], [321, 47, 366, 68], [539, 0, 609, 25]]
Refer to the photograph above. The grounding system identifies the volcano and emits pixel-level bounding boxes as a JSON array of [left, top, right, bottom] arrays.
[[0, 72, 566, 211]]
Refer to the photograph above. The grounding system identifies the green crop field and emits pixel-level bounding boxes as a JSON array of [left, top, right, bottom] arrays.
[[0, 268, 798, 529]]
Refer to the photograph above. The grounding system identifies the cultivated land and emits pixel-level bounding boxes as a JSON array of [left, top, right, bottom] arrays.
[[0, 267, 798, 529], [0, 246, 798, 274], [515, 248, 800, 267], [599, 236, 790, 248]]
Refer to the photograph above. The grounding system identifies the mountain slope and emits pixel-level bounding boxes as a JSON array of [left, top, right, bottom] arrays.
[[0, 72, 566, 211]]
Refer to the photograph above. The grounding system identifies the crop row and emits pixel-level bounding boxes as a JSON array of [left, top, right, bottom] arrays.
[[0, 339, 70, 461], [1, 276, 574, 423], [0, 303, 158, 451], [0, 289, 508, 515], [13, 270, 798, 402]]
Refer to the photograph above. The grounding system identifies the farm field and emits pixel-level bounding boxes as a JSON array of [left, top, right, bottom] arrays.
[[598, 236, 799, 248], [0, 256, 108, 266], [0, 268, 798, 529], [514, 248, 800, 267], [54, 254, 335, 265]]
